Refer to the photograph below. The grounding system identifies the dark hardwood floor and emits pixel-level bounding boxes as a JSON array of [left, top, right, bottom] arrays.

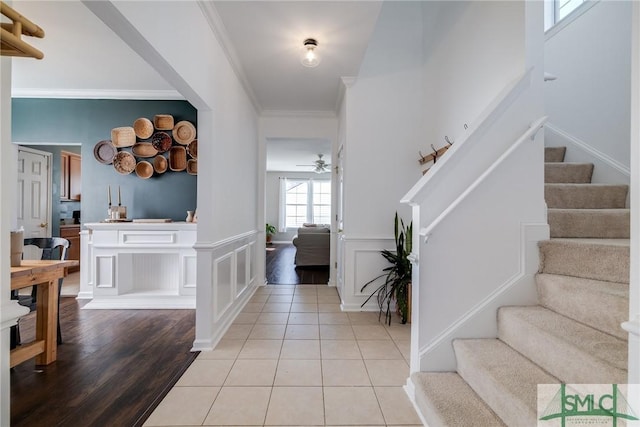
[[11, 298, 197, 427], [266, 243, 329, 285]]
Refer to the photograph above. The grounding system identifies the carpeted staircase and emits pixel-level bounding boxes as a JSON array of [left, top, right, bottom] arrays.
[[412, 146, 630, 426]]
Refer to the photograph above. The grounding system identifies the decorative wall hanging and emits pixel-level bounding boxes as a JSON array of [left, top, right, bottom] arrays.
[[94, 114, 198, 178]]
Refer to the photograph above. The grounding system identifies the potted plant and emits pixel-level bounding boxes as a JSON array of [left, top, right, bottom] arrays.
[[265, 223, 276, 244], [361, 212, 413, 325]]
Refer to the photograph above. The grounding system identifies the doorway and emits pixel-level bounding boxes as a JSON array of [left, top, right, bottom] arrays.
[[17, 147, 52, 246], [265, 137, 333, 285]]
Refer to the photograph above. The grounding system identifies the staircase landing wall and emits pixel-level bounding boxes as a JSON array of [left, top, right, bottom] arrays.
[[403, 88, 549, 374]]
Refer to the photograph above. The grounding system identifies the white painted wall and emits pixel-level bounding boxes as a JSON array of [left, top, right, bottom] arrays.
[[422, 1, 525, 148], [338, 2, 425, 311], [544, 1, 632, 184], [87, 1, 261, 351]]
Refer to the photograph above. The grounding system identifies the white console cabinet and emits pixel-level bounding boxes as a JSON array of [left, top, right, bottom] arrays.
[[79, 222, 197, 309]]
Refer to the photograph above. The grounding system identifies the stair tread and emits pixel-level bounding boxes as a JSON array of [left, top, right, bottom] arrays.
[[545, 183, 628, 188], [547, 238, 630, 247], [548, 208, 630, 213], [411, 372, 506, 427], [545, 162, 595, 166], [499, 306, 628, 372], [454, 339, 558, 426]]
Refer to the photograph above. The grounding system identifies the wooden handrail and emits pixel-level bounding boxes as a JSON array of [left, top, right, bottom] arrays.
[[0, 1, 44, 59]]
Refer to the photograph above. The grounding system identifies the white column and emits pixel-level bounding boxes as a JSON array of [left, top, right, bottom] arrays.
[[1, 55, 29, 426]]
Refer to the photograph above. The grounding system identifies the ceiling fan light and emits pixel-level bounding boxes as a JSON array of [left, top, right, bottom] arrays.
[[301, 38, 321, 68]]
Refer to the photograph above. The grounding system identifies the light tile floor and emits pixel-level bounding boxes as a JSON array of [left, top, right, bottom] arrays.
[[144, 285, 421, 427]]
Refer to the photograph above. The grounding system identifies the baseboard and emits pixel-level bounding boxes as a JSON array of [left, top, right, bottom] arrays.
[[191, 284, 257, 352], [340, 301, 379, 312], [404, 377, 431, 427], [76, 292, 94, 300], [82, 295, 196, 310]]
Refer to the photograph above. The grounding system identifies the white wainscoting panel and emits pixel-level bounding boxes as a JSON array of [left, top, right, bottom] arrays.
[[249, 242, 256, 282], [121, 231, 177, 245], [236, 245, 249, 297], [95, 255, 115, 289], [338, 236, 395, 311], [182, 255, 197, 292], [214, 253, 234, 322], [193, 231, 259, 352]]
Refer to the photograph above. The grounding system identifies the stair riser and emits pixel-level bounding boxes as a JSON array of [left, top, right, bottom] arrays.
[[539, 241, 629, 283], [498, 309, 627, 384], [536, 274, 629, 340], [545, 184, 628, 209], [544, 147, 566, 163], [548, 210, 630, 238], [545, 163, 594, 183]]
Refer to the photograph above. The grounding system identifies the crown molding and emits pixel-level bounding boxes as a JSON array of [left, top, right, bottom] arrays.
[[197, 1, 262, 114], [11, 88, 185, 100]]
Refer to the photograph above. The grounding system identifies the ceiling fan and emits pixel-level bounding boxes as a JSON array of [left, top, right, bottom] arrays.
[[297, 154, 331, 174]]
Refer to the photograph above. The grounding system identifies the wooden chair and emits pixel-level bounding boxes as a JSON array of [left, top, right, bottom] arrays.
[[10, 237, 70, 347]]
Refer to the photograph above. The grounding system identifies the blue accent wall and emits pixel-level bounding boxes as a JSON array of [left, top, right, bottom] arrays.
[[12, 99, 197, 226]]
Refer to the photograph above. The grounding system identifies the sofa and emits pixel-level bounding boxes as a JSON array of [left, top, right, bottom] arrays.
[[292, 225, 330, 266]]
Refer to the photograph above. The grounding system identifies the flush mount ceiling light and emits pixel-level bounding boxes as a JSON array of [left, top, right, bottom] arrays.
[[301, 38, 321, 68]]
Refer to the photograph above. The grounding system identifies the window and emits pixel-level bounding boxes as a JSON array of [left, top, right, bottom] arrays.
[[281, 179, 331, 229], [545, 0, 587, 31], [285, 180, 308, 228], [312, 180, 332, 225], [556, 0, 584, 21]]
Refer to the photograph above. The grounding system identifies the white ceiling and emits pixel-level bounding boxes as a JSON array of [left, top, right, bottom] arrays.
[[9, 0, 383, 170], [266, 138, 331, 173], [10, 1, 180, 99], [211, 1, 382, 113]]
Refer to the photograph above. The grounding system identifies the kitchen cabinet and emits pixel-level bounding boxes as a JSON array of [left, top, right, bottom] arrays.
[[61, 151, 81, 201], [60, 225, 80, 273]]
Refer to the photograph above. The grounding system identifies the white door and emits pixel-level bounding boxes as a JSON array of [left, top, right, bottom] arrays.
[[17, 148, 52, 258]]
